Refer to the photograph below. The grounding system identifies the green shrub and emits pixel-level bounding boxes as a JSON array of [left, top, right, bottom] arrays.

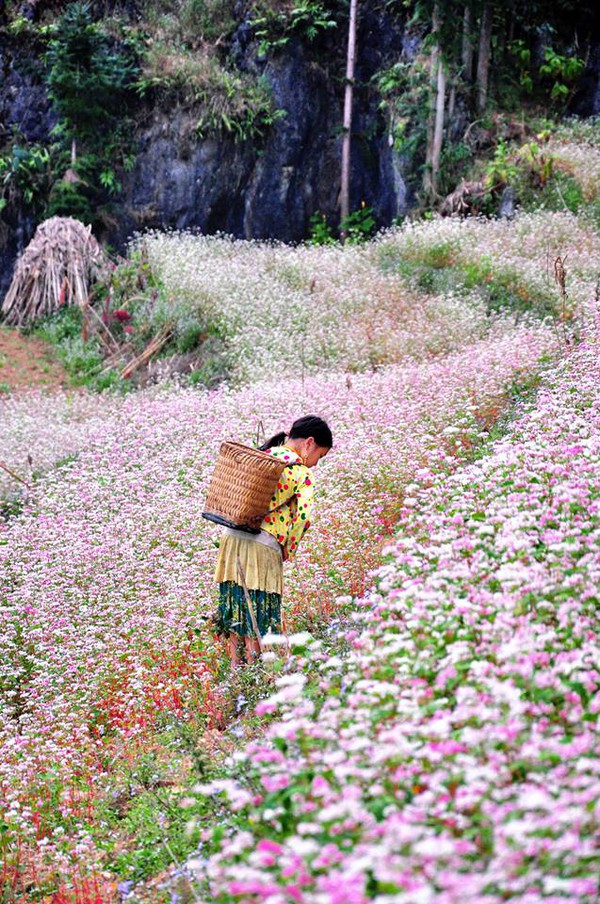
[[373, 59, 429, 161], [459, 259, 556, 318], [342, 204, 377, 244], [56, 336, 105, 386], [46, 2, 139, 139], [180, 0, 237, 42], [481, 138, 590, 219], [32, 248, 238, 391], [308, 205, 377, 246], [34, 306, 128, 391], [177, 322, 206, 354], [485, 140, 520, 192], [141, 0, 237, 46], [539, 47, 585, 109], [34, 304, 83, 343], [531, 171, 583, 213], [251, 0, 338, 55], [438, 142, 472, 199], [379, 244, 556, 320], [0, 3, 140, 225], [0, 143, 52, 214], [308, 211, 336, 245], [186, 339, 236, 389], [137, 45, 284, 141]]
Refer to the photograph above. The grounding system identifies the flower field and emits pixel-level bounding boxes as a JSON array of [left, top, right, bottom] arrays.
[[0, 203, 599, 901], [135, 210, 598, 385], [191, 317, 600, 903]]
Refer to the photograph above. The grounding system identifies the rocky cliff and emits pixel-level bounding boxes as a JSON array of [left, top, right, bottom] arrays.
[[1, 2, 414, 297], [1, 1, 599, 299]]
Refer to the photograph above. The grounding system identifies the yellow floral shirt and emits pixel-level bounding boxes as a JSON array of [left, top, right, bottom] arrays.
[[261, 446, 315, 558]]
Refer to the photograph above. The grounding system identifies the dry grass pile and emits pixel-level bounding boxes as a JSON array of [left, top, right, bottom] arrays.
[[1, 217, 106, 328]]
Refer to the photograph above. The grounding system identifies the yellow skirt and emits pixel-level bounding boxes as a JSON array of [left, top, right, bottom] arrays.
[[215, 531, 283, 637], [214, 531, 283, 595]]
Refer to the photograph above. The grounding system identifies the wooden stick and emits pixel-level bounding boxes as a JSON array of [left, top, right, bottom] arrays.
[[236, 556, 264, 653], [255, 418, 266, 449], [0, 461, 32, 490], [86, 305, 122, 352], [120, 326, 172, 379]]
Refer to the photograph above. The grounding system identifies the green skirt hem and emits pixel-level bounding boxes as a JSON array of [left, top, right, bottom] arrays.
[[218, 581, 282, 637]]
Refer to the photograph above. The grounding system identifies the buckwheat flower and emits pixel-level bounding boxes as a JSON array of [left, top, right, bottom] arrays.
[[286, 839, 320, 861], [262, 632, 289, 647], [311, 775, 330, 797], [296, 822, 320, 835], [319, 656, 344, 672], [287, 632, 314, 647], [275, 674, 307, 691], [262, 774, 290, 793], [255, 700, 278, 716], [3, 210, 598, 892], [336, 595, 353, 606]]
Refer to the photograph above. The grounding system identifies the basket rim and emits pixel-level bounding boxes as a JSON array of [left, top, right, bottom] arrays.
[[220, 440, 287, 461]]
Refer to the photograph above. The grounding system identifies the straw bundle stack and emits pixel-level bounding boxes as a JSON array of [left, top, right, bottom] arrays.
[[1, 217, 106, 327]]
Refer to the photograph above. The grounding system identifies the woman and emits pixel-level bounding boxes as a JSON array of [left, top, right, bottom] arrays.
[[215, 415, 333, 666]]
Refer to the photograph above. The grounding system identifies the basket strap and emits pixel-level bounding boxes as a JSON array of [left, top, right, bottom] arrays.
[[268, 495, 294, 517], [267, 468, 299, 517]]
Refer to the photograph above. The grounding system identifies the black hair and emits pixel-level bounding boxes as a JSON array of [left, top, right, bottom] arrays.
[[260, 415, 333, 451]]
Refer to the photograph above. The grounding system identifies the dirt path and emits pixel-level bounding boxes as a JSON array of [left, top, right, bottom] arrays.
[[0, 326, 70, 393]]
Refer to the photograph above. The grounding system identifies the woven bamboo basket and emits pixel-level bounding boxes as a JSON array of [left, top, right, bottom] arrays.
[[202, 442, 288, 533]]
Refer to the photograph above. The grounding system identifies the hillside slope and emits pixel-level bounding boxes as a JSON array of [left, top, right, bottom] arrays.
[[0, 123, 599, 899], [194, 314, 600, 904]]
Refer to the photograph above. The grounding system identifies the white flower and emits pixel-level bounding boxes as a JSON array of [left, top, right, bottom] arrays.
[[260, 651, 278, 663], [275, 674, 307, 689], [287, 631, 314, 646], [262, 632, 288, 647]]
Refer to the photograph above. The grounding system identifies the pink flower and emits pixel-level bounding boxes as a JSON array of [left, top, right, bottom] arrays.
[[257, 839, 284, 855], [262, 774, 290, 792], [311, 775, 330, 797]]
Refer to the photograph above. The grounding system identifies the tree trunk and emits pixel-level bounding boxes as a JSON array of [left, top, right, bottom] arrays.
[[448, 80, 456, 122], [462, 5, 473, 81], [431, 56, 446, 197], [424, 3, 444, 199], [476, 1, 493, 114], [340, 0, 358, 241]]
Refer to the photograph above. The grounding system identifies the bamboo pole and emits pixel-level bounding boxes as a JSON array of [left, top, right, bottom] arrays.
[[236, 556, 264, 654], [340, 0, 358, 241], [0, 461, 32, 490]]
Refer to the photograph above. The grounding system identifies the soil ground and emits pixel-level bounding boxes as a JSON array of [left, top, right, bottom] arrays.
[[0, 326, 69, 393]]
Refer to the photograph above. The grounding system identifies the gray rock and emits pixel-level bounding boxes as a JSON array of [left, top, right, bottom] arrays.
[[499, 186, 516, 220], [0, 3, 420, 293]]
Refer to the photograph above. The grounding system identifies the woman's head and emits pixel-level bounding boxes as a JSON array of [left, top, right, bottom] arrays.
[[261, 415, 333, 467]]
